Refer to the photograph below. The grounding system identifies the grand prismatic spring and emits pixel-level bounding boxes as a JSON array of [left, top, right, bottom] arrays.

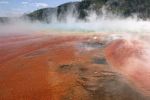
[[0, 0, 150, 100]]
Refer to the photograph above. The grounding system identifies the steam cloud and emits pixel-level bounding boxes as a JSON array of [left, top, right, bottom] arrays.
[[1, 6, 150, 36]]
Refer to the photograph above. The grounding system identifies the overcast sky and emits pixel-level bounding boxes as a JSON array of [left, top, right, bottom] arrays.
[[0, 0, 81, 17]]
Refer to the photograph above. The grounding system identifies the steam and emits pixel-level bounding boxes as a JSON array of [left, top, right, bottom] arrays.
[[0, 19, 39, 36], [1, 3, 150, 39], [1, 18, 150, 36], [104, 37, 150, 96]]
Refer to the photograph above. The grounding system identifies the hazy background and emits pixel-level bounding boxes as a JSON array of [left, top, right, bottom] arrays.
[[0, 0, 81, 17]]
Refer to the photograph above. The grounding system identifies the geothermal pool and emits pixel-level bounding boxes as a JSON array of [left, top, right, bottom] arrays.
[[0, 31, 150, 100], [1, 18, 150, 100]]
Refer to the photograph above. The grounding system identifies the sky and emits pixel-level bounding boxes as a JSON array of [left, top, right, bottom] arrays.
[[0, 0, 81, 17]]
